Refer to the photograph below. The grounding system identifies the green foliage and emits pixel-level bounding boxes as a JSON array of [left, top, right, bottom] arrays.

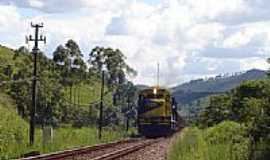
[[60, 82, 114, 127], [1, 126, 125, 159], [205, 121, 248, 146], [53, 39, 86, 72], [88, 46, 138, 126], [0, 42, 138, 158], [230, 80, 270, 122], [200, 80, 270, 140], [200, 94, 231, 127], [0, 41, 137, 127], [168, 121, 250, 160], [0, 93, 29, 159], [252, 139, 270, 160], [88, 46, 137, 86], [197, 80, 270, 159], [180, 96, 210, 125]]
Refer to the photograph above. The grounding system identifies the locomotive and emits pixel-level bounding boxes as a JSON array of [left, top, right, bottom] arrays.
[[137, 86, 181, 137]]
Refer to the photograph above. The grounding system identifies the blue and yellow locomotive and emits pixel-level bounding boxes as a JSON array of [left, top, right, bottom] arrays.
[[137, 87, 179, 137]]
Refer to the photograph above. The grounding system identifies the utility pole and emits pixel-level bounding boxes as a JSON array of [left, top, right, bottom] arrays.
[[157, 62, 160, 87], [98, 70, 105, 139], [126, 95, 130, 132], [26, 22, 46, 145], [68, 58, 73, 106]]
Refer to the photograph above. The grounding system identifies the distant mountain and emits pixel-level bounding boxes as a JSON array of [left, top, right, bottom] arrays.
[[136, 84, 150, 91], [172, 69, 267, 104]]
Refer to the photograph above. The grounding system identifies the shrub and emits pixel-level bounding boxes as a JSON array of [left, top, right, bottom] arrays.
[[168, 121, 251, 160]]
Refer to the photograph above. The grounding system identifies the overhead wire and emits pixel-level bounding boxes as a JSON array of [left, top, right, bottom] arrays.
[[38, 79, 112, 107], [0, 77, 34, 86]]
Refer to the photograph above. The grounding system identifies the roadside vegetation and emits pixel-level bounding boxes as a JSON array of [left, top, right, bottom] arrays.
[[169, 122, 250, 160], [2, 125, 125, 159], [169, 77, 270, 159], [0, 41, 138, 159]]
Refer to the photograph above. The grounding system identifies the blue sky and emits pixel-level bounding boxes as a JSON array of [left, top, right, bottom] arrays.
[[0, 0, 269, 86]]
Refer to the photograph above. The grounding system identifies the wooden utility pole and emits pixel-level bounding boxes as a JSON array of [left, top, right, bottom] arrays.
[[26, 22, 46, 145], [98, 70, 105, 139], [126, 95, 130, 132], [157, 62, 160, 87]]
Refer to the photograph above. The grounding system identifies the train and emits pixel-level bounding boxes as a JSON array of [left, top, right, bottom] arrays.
[[137, 86, 183, 137]]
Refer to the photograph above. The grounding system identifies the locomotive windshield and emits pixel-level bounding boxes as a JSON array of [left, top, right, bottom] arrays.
[[144, 99, 165, 108], [138, 95, 165, 114]]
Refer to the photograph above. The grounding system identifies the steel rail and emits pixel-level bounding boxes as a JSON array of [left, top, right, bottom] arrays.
[[91, 139, 159, 160], [20, 138, 140, 160]]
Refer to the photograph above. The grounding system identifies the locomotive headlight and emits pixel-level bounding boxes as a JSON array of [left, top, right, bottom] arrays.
[[153, 88, 157, 95]]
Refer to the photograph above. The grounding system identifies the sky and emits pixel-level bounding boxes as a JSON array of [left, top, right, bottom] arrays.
[[0, 0, 269, 87]]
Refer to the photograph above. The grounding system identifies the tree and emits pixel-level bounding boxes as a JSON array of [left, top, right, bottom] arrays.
[[88, 46, 137, 86], [53, 45, 68, 67], [88, 46, 137, 128], [241, 97, 270, 142], [88, 46, 105, 73], [9, 48, 32, 118], [230, 80, 269, 122], [52, 40, 87, 114], [65, 39, 86, 73], [65, 39, 83, 57], [53, 40, 86, 73], [37, 52, 64, 126], [200, 80, 270, 142], [200, 94, 231, 127]]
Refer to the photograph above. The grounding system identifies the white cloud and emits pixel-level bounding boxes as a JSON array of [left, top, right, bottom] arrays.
[[182, 0, 247, 19], [223, 22, 270, 48], [0, 0, 129, 13], [186, 23, 225, 50], [0, 0, 270, 86], [240, 57, 268, 71], [28, 0, 44, 8], [0, 5, 26, 47]]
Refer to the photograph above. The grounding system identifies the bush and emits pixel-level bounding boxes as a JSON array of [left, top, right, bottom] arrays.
[[168, 121, 251, 160]]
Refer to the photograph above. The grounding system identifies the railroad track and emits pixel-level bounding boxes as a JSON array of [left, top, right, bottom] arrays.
[[20, 138, 160, 160]]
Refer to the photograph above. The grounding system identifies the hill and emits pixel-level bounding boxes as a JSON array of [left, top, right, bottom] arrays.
[[135, 84, 150, 91], [172, 69, 267, 104], [0, 44, 131, 159], [0, 45, 114, 126]]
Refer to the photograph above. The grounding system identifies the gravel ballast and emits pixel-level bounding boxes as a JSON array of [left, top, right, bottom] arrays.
[[117, 136, 174, 160]]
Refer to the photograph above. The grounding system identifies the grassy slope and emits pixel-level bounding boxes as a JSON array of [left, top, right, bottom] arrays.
[[0, 45, 113, 116], [0, 92, 29, 159], [0, 46, 121, 159], [62, 81, 113, 108]]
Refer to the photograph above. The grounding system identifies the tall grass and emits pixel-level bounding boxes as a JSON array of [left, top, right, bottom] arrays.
[[1, 126, 126, 159], [0, 94, 126, 160], [168, 121, 251, 160]]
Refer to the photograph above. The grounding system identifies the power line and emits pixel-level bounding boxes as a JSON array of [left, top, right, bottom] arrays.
[[0, 77, 34, 86], [37, 81, 111, 107], [61, 96, 101, 107]]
